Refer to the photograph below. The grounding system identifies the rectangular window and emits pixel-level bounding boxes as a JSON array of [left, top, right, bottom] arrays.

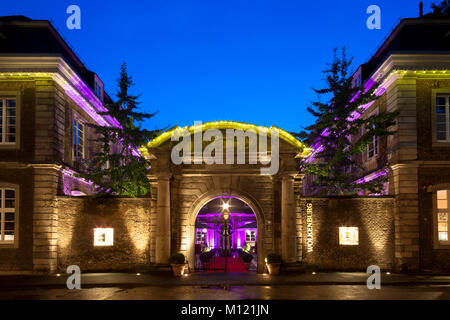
[[339, 227, 359, 245], [196, 229, 207, 243], [94, 80, 104, 102], [0, 98, 17, 144], [361, 113, 379, 160], [73, 119, 85, 159], [437, 190, 449, 244], [436, 95, 450, 142], [0, 188, 16, 243], [367, 130, 379, 159], [245, 230, 256, 242]]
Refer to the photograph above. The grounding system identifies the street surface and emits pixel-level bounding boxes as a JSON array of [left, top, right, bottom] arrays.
[[1, 284, 450, 300]]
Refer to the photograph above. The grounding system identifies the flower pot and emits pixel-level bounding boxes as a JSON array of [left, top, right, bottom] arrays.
[[266, 263, 281, 275], [171, 264, 186, 277]]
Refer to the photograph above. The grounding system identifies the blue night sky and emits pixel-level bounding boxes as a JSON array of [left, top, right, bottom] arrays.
[[2, 0, 436, 132]]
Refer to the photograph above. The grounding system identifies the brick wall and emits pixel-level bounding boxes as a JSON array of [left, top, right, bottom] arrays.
[[56, 197, 152, 272], [298, 197, 395, 271]]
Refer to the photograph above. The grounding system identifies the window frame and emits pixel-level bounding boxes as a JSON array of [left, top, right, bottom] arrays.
[[432, 90, 450, 146], [433, 190, 450, 248], [362, 110, 379, 160], [435, 95, 450, 142], [0, 184, 19, 248], [245, 230, 256, 243], [0, 92, 20, 149], [195, 229, 207, 243], [367, 133, 379, 160], [94, 79, 104, 102], [73, 115, 86, 160]]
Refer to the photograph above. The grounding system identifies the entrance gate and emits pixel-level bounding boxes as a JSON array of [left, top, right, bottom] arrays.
[[194, 221, 228, 272], [193, 196, 257, 273]]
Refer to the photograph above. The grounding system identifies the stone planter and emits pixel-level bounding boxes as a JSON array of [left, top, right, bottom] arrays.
[[266, 263, 281, 275], [171, 264, 186, 277]]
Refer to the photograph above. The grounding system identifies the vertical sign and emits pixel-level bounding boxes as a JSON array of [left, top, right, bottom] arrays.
[[306, 202, 313, 253]]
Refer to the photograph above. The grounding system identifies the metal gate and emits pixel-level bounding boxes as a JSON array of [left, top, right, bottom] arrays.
[[195, 222, 228, 272]]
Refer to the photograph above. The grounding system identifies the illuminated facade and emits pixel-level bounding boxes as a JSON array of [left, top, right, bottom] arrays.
[[0, 16, 116, 272], [0, 16, 449, 274]]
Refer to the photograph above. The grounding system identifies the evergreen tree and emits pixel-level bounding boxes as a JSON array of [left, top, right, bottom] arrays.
[[79, 63, 160, 197], [298, 49, 399, 196], [431, 0, 450, 16]]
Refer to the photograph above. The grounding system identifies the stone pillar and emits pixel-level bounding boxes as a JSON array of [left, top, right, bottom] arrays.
[[155, 174, 171, 264], [391, 163, 420, 272], [281, 174, 297, 263], [294, 175, 304, 262], [33, 165, 59, 273]]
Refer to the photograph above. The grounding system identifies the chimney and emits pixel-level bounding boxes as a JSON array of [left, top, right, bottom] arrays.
[[419, 1, 424, 17]]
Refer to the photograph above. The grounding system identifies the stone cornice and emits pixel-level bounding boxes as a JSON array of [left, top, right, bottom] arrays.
[[0, 56, 119, 128], [371, 53, 450, 83]]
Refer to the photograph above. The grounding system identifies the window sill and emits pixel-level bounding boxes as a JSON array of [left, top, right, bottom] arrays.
[[0, 243, 16, 248], [436, 242, 450, 249], [0, 143, 18, 149]]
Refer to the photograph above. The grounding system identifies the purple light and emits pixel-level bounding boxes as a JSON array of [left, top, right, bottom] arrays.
[[62, 168, 93, 196], [349, 90, 361, 103], [355, 169, 389, 184], [65, 74, 143, 158], [363, 78, 376, 93], [306, 74, 390, 163]]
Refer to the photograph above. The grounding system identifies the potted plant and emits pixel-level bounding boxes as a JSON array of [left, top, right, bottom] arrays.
[[169, 253, 186, 276], [199, 251, 212, 269], [265, 253, 282, 275], [239, 251, 254, 270]]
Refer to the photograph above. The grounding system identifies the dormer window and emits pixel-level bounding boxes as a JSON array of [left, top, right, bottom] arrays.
[[93, 76, 104, 102]]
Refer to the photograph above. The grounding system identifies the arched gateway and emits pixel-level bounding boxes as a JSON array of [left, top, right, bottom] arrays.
[[143, 121, 308, 273]]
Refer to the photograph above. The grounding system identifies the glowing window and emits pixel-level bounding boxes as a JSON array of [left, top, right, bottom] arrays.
[[94, 228, 114, 246], [195, 229, 207, 243], [245, 230, 256, 242], [0, 188, 16, 243], [339, 227, 359, 246], [437, 190, 449, 244]]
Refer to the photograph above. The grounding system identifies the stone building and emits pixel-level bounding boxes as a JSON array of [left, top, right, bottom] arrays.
[[0, 16, 116, 272], [346, 17, 450, 272], [0, 15, 449, 274]]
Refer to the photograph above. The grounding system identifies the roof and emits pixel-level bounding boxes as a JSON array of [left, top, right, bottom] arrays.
[[0, 15, 113, 103], [359, 17, 450, 83]]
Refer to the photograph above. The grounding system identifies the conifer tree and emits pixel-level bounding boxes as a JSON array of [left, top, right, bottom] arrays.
[[79, 63, 160, 197], [298, 49, 399, 195], [431, 0, 450, 16]]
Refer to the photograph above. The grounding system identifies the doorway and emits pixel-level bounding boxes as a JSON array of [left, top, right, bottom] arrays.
[[193, 196, 258, 272]]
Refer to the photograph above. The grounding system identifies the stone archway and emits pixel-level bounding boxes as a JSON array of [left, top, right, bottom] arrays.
[[187, 190, 266, 273], [145, 121, 307, 272]]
